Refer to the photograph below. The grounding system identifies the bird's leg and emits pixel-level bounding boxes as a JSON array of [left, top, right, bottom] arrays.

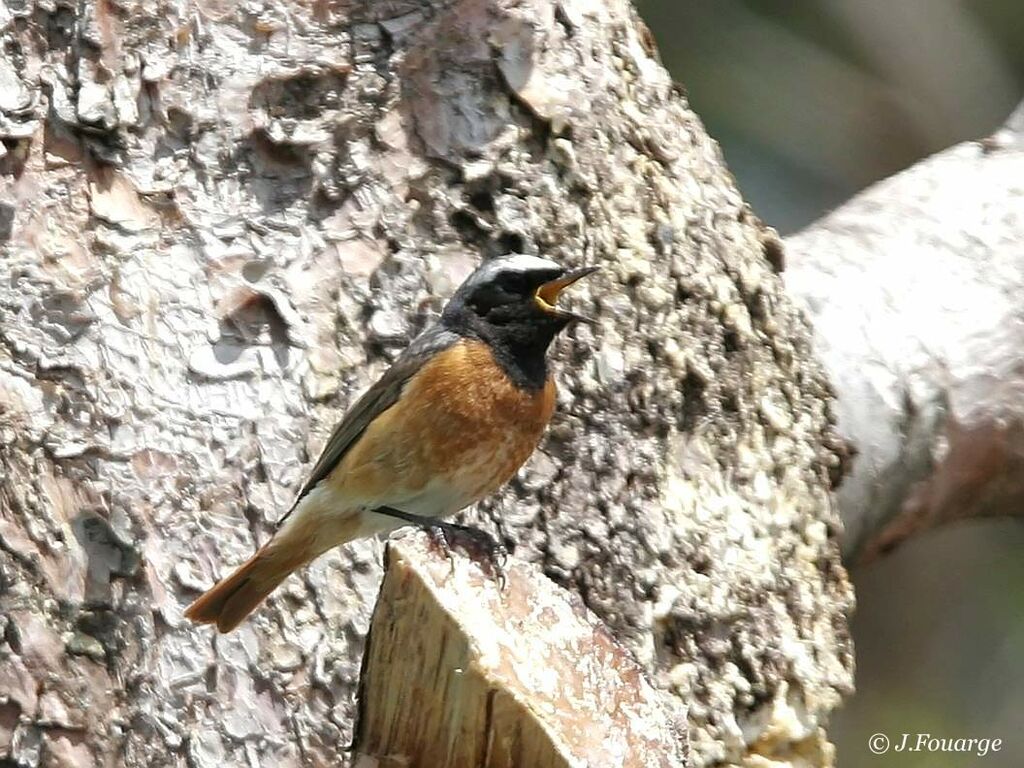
[[430, 519, 509, 584], [373, 506, 508, 583], [421, 524, 458, 580]]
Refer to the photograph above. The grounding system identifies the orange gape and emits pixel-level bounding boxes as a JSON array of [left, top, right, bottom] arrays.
[[185, 254, 596, 633]]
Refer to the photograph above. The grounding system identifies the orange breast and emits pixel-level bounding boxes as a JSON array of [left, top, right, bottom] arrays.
[[331, 339, 556, 507]]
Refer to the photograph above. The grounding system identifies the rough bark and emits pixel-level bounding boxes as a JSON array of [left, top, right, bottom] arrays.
[[785, 104, 1024, 563], [353, 533, 687, 767], [0, 2, 851, 767]]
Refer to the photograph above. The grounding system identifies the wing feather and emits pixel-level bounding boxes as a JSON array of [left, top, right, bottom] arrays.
[[278, 325, 459, 525]]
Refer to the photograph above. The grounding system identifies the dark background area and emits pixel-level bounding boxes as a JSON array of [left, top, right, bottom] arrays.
[[636, 1, 1024, 765], [639, 0, 1023, 234]]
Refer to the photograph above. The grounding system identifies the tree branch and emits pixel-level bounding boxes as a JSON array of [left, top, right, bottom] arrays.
[[785, 102, 1024, 563]]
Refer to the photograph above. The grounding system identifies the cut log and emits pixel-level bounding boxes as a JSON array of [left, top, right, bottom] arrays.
[[353, 532, 688, 768]]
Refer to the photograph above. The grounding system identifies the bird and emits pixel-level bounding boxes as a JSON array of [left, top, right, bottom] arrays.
[[184, 254, 598, 632]]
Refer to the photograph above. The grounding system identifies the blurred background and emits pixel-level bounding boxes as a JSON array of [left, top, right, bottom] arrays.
[[635, 1, 1024, 766], [638, 0, 1023, 233]]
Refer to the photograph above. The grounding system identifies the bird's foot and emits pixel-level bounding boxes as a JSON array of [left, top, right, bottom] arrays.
[[426, 521, 508, 586], [371, 506, 508, 586]]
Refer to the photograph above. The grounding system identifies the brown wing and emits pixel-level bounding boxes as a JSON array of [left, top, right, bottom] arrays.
[[277, 325, 460, 525]]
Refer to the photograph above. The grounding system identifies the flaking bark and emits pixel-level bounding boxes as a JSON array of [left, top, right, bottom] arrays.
[[1, 1, 850, 766]]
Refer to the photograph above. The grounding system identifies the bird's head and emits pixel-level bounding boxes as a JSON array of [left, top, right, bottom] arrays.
[[442, 255, 599, 357]]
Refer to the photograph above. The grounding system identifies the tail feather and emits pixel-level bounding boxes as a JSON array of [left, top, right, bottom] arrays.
[[185, 494, 392, 632], [184, 543, 307, 633]]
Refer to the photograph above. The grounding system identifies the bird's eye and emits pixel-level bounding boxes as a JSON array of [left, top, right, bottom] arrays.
[[496, 272, 529, 295], [468, 284, 511, 313]]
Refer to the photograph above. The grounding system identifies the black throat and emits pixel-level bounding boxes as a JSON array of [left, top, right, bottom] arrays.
[[442, 309, 565, 391]]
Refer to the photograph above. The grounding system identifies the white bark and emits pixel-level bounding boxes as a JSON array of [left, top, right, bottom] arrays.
[[785, 104, 1024, 562]]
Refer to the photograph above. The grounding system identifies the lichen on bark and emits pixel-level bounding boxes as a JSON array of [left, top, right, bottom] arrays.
[[0, 1, 851, 766]]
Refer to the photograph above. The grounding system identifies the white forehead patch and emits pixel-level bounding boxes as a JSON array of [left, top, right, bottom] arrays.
[[465, 254, 562, 287]]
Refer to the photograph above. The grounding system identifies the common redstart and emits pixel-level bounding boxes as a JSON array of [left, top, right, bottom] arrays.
[[185, 255, 598, 632]]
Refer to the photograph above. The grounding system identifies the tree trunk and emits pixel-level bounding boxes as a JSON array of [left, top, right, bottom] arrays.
[[0, 1, 851, 767]]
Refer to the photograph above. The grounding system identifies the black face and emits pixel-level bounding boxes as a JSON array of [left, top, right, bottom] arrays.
[[440, 257, 598, 389], [461, 266, 565, 325]]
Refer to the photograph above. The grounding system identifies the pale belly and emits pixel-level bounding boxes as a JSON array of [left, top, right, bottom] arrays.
[[283, 431, 533, 560], [355, 428, 538, 520]]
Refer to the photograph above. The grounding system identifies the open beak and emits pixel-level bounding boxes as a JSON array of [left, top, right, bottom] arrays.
[[535, 265, 600, 323]]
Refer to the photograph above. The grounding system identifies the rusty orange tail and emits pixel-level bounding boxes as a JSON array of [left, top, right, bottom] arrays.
[[184, 543, 308, 633]]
